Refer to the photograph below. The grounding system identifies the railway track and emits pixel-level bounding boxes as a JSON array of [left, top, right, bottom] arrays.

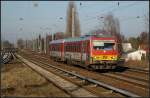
[[26, 50, 149, 75], [107, 72, 148, 82], [17, 54, 140, 97], [18, 50, 149, 97], [17, 55, 97, 97], [22, 51, 149, 83], [127, 68, 149, 74]]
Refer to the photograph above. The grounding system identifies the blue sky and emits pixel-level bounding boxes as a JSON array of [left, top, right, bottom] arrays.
[[1, 1, 149, 44]]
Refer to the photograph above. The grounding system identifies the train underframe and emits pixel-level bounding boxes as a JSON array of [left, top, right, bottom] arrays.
[[88, 60, 118, 69], [50, 55, 119, 70], [88, 63, 117, 70]]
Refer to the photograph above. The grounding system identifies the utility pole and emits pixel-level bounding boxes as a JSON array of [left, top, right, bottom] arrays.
[[66, 1, 81, 38], [72, 7, 75, 38]]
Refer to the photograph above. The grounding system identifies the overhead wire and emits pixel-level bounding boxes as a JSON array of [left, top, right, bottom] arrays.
[[82, 1, 141, 24], [81, 1, 144, 28]]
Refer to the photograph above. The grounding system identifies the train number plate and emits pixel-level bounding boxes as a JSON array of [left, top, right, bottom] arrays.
[[94, 55, 116, 60], [103, 56, 107, 59]]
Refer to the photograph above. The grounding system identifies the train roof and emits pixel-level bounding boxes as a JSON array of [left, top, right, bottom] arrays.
[[64, 34, 116, 42], [49, 34, 116, 44], [50, 39, 64, 44]]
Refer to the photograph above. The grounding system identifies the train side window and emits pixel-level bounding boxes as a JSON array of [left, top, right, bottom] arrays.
[[71, 45, 73, 52], [70, 45, 71, 52], [68, 45, 69, 51], [55, 45, 57, 51], [65, 45, 66, 51], [77, 45, 78, 52], [68, 45, 70, 52], [66, 46, 67, 51], [74, 44, 76, 52], [71, 44, 74, 52], [66, 45, 67, 51], [71, 45, 74, 52], [78, 44, 79, 52], [77, 44, 78, 52], [75, 44, 77, 52], [71, 45, 72, 52], [64, 45, 65, 51], [79, 43, 80, 52], [72, 45, 75, 52], [77, 43, 78, 52], [74, 43, 75, 52]]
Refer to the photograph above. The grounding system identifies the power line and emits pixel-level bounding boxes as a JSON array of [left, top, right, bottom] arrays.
[[120, 16, 145, 22], [79, 2, 116, 17], [110, 1, 140, 12], [82, 1, 141, 23]]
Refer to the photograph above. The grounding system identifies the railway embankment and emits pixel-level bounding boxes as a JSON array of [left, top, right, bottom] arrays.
[[1, 57, 70, 97]]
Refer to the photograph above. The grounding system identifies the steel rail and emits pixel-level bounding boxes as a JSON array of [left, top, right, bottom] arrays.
[[110, 72, 148, 82], [28, 51, 149, 74], [25, 52, 148, 87], [20, 53, 140, 97], [128, 68, 149, 74], [16, 54, 97, 97]]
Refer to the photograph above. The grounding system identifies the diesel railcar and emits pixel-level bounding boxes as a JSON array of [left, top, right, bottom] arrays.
[[49, 35, 121, 70]]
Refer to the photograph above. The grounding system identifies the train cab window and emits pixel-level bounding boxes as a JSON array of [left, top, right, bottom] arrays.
[[104, 43, 115, 50], [93, 40, 115, 50]]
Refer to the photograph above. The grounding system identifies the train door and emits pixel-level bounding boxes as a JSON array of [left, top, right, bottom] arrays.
[[81, 40, 89, 65], [85, 40, 90, 65], [81, 41, 85, 63]]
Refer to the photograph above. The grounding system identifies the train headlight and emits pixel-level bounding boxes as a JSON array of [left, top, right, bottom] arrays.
[[113, 56, 117, 60]]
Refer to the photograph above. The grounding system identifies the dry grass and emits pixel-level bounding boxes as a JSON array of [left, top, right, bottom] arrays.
[[1, 59, 69, 97], [124, 60, 149, 69]]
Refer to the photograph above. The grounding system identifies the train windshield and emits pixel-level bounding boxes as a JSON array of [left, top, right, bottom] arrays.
[[93, 40, 115, 50]]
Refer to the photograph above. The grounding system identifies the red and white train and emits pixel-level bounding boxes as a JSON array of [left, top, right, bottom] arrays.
[[49, 34, 121, 70]]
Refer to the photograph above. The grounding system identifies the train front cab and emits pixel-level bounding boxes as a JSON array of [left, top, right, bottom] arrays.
[[88, 38, 119, 69]]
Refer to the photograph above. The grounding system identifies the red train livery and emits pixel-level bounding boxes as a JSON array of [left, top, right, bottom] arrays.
[[49, 35, 121, 70]]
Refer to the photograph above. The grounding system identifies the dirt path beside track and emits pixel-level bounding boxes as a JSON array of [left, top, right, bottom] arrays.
[[1, 58, 70, 97]]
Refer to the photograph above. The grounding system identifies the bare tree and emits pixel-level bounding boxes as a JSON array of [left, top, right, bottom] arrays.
[[17, 39, 24, 49], [103, 12, 123, 54], [2, 40, 14, 49], [139, 32, 149, 45], [65, 1, 81, 38], [103, 12, 121, 36], [144, 12, 149, 33]]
